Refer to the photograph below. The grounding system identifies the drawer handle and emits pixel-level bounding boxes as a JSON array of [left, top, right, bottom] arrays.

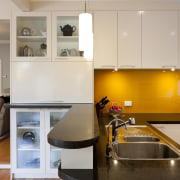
[[101, 65, 116, 68]]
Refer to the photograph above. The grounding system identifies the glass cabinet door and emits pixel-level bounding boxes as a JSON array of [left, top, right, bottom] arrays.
[[46, 110, 68, 173], [16, 112, 41, 169], [12, 12, 51, 61], [52, 12, 85, 60]]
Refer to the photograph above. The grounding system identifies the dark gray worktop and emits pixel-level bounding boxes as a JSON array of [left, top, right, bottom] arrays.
[[7, 103, 99, 149], [48, 104, 99, 149], [6, 103, 71, 109], [93, 113, 180, 180]]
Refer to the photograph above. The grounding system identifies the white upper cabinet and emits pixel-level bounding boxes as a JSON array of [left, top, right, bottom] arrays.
[[94, 11, 118, 69], [118, 11, 141, 68], [52, 12, 90, 61], [142, 11, 178, 69], [12, 12, 51, 61]]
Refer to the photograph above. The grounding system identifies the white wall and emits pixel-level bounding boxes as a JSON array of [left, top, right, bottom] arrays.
[[0, 44, 10, 90], [0, 0, 11, 19]]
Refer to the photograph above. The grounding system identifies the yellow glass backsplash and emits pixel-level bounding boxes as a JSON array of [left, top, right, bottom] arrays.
[[94, 70, 180, 113]]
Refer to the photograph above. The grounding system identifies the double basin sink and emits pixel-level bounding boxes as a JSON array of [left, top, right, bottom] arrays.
[[109, 126, 180, 160]]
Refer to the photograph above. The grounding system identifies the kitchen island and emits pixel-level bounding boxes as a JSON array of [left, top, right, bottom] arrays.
[[7, 103, 180, 179]]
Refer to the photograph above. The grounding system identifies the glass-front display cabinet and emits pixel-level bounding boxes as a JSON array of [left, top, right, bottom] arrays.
[[52, 12, 86, 61], [12, 12, 51, 61], [11, 110, 45, 175], [11, 108, 69, 178]]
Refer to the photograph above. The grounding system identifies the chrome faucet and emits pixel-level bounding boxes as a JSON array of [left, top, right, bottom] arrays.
[[106, 117, 135, 157]]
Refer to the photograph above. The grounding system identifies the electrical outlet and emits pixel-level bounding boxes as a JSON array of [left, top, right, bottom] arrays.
[[124, 101, 132, 106]]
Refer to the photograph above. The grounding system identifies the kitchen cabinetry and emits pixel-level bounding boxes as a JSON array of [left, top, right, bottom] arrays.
[[52, 12, 89, 61], [118, 11, 141, 68], [11, 61, 93, 103], [12, 11, 90, 62], [94, 11, 117, 69], [94, 11, 141, 69], [94, 11, 179, 69], [11, 108, 68, 178], [12, 12, 51, 61], [142, 11, 178, 69]]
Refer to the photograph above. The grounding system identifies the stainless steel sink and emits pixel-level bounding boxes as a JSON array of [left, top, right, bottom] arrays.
[[124, 136, 160, 142], [111, 142, 179, 159]]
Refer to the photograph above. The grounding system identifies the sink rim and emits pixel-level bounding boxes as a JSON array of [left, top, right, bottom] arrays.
[[110, 142, 180, 160], [124, 135, 160, 142]]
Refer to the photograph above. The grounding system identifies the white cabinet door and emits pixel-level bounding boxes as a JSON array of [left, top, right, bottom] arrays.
[[52, 11, 89, 61], [11, 62, 93, 103], [11, 12, 51, 61], [94, 11, 117, 69], [45, 109, 68, 176], [142, 11, 178, 69], [118, 11, 141, 68]]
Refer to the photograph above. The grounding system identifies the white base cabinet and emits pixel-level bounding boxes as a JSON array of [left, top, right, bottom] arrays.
[[11, 108, 68, 178], [61, 146, 93, 169]]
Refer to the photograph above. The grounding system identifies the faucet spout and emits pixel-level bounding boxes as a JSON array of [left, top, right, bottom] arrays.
[[106, 117, 135, 158], [106, 118, 125, 157]]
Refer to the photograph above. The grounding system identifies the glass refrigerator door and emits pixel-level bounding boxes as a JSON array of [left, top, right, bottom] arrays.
[[49, 111, 67, 169], [17, 112, 40, 168]]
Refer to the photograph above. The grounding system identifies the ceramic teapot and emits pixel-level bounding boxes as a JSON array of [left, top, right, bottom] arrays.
[[60, 24, 76, 36]]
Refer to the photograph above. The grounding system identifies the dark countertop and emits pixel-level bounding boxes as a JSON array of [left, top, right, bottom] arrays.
[[94, 113, 180, 180], [7, 103, 99, 149], [48, 104, 99, 149], [5, 103, 71, 109]]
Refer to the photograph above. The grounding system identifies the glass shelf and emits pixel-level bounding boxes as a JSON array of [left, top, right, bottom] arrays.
[[17, 141, 40, 150], [57, 36, 79, 40], [17, 36, 46, 42], [17, 126, 40, 129]]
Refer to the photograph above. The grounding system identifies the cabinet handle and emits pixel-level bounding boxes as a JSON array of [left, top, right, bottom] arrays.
[[40, 100, 64, 103], [101, 65, 116, 68], [119, 65, 136, 68], [162, 65, 176, 68], [55, 57, 71, 60], [2, 74, 7, 78]]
